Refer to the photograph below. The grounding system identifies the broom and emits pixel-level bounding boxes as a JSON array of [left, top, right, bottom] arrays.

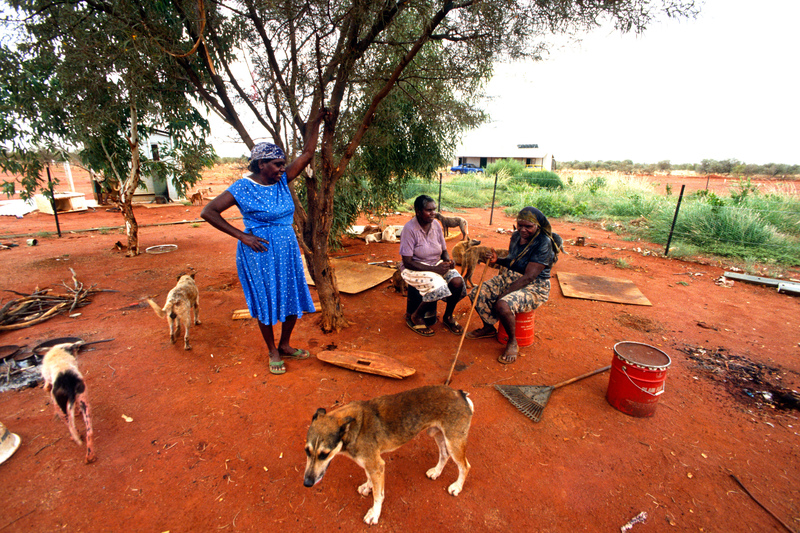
[[495, 365, 611, 422]]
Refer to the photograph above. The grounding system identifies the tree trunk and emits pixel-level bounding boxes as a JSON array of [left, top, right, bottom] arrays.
[[121, 100, 141, 257], [302, 170, 348, 333]]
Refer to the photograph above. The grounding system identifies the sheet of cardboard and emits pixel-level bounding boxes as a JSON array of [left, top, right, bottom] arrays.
[[557, 272, 652, 306], [303, 257, 394, 294]]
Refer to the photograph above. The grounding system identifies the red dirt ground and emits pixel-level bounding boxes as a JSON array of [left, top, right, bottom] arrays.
[[1, 166, 799, 532]]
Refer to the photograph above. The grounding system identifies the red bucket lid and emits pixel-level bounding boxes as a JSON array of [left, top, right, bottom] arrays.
[[614, 342, 671, 369]]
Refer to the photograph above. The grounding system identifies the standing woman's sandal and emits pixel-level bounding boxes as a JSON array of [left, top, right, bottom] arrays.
[[269, 360, 287, 374]]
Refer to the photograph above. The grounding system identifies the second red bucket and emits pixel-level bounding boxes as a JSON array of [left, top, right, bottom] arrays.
[[497, 310, 536, 347], [607, 342, 671, 417]]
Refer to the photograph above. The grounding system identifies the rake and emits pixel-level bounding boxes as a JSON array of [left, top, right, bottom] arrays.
[[495, 365, 611, 422]]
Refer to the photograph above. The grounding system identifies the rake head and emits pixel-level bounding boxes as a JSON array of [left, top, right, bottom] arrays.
[[495, 384, 555, 422]]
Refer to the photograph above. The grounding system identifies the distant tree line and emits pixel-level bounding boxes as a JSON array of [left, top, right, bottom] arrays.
[[556, 159, 800, 177]]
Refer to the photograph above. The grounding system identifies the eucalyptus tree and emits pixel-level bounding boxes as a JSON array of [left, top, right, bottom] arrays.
[[165, 0, 697, 331], [4, 0, 698, 329], [0, 1, 215, 256]]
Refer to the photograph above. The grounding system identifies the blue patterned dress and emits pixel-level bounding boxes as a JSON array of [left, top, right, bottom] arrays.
[[227, 175, 315, 325]]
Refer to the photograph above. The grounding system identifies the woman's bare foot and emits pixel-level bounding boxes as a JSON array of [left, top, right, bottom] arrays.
[[498, 341, 518, 364]]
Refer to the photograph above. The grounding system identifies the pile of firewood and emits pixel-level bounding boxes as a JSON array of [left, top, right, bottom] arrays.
[[0, 269, 105, 331]]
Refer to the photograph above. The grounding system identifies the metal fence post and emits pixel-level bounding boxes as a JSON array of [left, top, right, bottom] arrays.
[[664, 184, 685, 256], [438, 172, 442, 209], [489, 172, 498, 225]]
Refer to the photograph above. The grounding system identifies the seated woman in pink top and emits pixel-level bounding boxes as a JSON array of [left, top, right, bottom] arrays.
[[398, 195, 466, 337]]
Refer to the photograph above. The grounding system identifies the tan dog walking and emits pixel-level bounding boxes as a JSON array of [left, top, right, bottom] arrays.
[[304, 385, 474, 525], [147, 273, 201, 350]]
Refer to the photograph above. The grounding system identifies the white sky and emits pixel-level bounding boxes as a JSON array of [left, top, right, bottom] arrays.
[[462, 0, 800, 165], [212, 0, 800, 165]]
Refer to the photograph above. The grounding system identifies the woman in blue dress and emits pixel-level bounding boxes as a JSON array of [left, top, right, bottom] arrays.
[[202, 112, 324, 375]]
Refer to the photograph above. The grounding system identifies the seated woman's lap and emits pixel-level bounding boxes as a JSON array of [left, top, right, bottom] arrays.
[[471, 271, 550, 321]]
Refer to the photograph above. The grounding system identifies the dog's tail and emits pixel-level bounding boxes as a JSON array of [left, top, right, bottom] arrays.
[[147, 298, 167, 318], [52, 370, 85, 415], [458, 390, 475, 413]]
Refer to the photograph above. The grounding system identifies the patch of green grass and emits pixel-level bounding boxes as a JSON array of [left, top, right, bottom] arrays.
[[397, 169, 799, 268]]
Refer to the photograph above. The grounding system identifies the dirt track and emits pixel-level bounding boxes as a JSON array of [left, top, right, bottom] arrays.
[[0, 166, 798, 532]]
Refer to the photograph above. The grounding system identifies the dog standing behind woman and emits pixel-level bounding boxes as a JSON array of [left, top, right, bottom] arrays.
[[41, 343, 96, 463], [147, 273, 201, 350], [434, 212, 469, 241]]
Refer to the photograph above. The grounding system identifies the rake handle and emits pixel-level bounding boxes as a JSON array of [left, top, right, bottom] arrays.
[[552, 365, 611, 389]]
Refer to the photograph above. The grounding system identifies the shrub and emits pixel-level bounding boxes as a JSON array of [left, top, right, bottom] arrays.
[[520, 170, 564, 189], [485, 158, 525, 177]]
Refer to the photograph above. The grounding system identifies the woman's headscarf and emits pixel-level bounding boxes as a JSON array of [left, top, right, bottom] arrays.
[[517, 206, 563, 262], [251, 142, 285, 162], [248, 142, 286, 173]]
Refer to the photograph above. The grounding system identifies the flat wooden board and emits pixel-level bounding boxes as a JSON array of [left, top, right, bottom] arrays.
[[303, 257, 394, 294], [316, 349, 416, 379], [557, 272, 652, 306]]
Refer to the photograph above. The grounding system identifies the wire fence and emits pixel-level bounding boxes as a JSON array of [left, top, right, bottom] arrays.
[[401, 173, 800, 262]]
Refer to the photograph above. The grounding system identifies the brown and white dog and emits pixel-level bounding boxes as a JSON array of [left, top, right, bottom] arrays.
[[147, 273, 201, 350], [304, 385, 474, 525], [434, 213, 469, 241], [41, 343, 96, 464]]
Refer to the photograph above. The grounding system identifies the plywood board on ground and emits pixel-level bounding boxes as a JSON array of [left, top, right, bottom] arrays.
[[303, 257, 394, 294], [316, 349, 416, 379], [557, 272, 651, 306]]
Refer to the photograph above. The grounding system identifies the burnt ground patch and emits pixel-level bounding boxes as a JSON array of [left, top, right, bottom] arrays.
[[680, 344, 800, 412]]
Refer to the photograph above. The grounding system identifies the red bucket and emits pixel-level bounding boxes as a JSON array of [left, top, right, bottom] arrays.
[[497, 310, 536, 347], [607, 342, 671, 418]]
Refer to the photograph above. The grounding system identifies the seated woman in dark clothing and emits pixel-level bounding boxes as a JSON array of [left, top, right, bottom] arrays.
[[398, 195, 467, 337], [466, 206, 563, 364]]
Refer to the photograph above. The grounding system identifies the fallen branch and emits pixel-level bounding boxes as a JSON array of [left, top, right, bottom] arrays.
[[0, 270, 104, 331]]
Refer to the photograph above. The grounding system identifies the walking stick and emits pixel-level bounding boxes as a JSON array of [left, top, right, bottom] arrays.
[[445, 261, 491, 386]]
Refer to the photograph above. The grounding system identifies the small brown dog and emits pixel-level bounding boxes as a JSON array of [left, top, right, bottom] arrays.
[[434, 213, 469, 241], [304, 385, 474, 525], [41, 343, 96, 464], [391, 269, 407, 296], [462, 246, 508, 287], [189, 187, 212, 205], [451, 238, 481, 266], [147, 273, 201, 350]]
